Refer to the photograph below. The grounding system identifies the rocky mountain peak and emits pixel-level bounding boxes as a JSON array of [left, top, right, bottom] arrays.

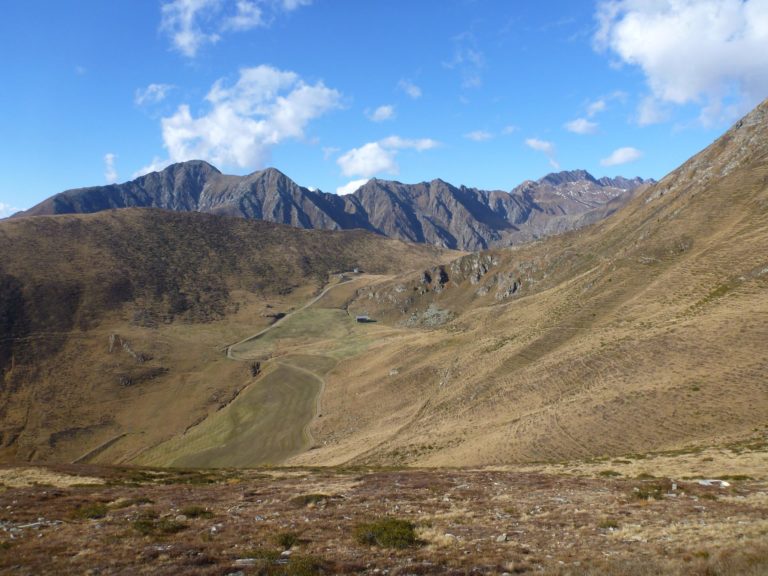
[[540, 170, 598, 186], [158, 159, 221, 178], [255, 167, 289, 180], [15, 161, 650, 250]]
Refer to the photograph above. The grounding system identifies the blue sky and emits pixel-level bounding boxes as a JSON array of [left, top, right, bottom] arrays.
[[2, 0, 767, 214]]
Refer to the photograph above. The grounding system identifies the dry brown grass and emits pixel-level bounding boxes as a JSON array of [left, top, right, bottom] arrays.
[[1, 103, 767, 476], [0, 210, 452, 466], [288, 103, 768, 469]]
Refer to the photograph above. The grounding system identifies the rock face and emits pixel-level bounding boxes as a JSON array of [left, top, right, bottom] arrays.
[[16, 164, 652, 251]]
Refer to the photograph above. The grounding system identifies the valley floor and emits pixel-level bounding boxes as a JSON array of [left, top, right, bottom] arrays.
[[1, 451, 766, 575]]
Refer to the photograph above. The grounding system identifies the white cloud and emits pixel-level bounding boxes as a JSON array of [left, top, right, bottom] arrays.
[[502, 125, 518, 135], [379, 136, 439, 151], [104, 153, 118, 184], [398, 79, 422, 99], [587, 99, 607, 117], [141, 65, 340, 171], [135, 83, 174, 106], [161, 0, 222, 57], [585, 91, 626, 118], [525, 138, 560, 169], [464, 130, 493, 141], [595, 0, 768, 123], [564, 118, 598, 134], [322, 146, 340, 161], [367, 104, 395, 122], [161, 0, 313, 57], [338, 136, 439, 178], [0, 202, 19, 218], [338, 143, 397, 178], [444, 31, 485, 89], [525, 138, 554, 154], [281, 0, 312, 10], [336, 178, 369, 195], [600, 146, 642, 166], [223, 0, 264, 30]]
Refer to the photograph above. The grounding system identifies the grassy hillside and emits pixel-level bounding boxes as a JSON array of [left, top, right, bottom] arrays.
[[0, 209, 452, 464], [289, 99, 768, 467], [2, 98, 767, 471]]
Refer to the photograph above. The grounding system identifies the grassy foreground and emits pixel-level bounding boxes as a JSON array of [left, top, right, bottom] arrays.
[[0, 463, 766, 575]]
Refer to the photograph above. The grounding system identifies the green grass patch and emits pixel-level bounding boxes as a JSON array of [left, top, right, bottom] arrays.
[[237, 549, 325, 575], [132, 511, 187, 536], [72, 502, 109, 519], [180, 505, 214, 518], [140, 362, 322, 467], [275, 531, 300, 550], [632, 482, 667, 500], [598, 518, 620, 529], [280, 556, 325, 576], [636, 472, 656, 479], [291, 493, 329, 507], [354, 518, 419, 549]]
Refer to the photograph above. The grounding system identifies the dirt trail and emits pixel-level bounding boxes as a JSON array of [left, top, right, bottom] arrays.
[[225, 277, 358, 360], [149, 276, 366, 466]]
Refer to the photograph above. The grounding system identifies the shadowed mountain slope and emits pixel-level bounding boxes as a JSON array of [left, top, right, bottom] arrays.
[[0, 210, 451, 463], [15, 165, 651, 251]]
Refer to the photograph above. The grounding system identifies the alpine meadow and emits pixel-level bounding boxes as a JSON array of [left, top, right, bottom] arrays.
[[1, 1, 767, 574]]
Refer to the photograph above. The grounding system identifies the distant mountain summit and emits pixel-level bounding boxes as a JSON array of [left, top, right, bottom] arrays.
[[15, 164, 652, 250]]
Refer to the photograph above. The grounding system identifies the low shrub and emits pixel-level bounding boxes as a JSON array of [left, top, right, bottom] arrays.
[[73, 502, 109, 519], [276, 531, 300, 550], [237, 549, 325, 575], [632, 483, 666, 500], [133, 511, 187, 536], [181, 505, 213, 519], [598, 518, 619, 529], [291, 494, 329, 507], [354, 518, 419, 549]]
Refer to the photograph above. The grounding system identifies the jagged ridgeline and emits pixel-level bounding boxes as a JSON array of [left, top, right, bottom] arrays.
[[14, 164, 651, 250]]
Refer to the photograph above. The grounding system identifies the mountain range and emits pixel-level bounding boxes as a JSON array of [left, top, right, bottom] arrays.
[[14, 165, 651, 251], [2, 88, 767, 474], [1, 97, 765, 469]]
